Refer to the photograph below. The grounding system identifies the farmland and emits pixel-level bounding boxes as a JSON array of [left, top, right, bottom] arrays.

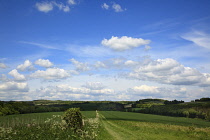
[[1, 111, 210, 140], [99, 111, 210, 140]]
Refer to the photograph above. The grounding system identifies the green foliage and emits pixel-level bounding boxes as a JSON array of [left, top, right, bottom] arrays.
[[137, 98, 166, 104], [98, 103, 124, 111], [62, 108, 83, 130], [0, 111, 99, 139], [138, 103, 210, 121], [194, 97, 210, 102], [164, 99, 184, 105], [0, 100, 125, 116], [136, 103, 163, 108]]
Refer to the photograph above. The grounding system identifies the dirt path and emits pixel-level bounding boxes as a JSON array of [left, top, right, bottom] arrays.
[[100, 113, 139, 140]]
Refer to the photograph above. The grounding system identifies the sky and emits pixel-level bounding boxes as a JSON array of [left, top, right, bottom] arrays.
[[0, 0, 210, 101]]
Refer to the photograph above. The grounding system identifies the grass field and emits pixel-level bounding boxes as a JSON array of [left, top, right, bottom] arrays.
[[1, 111, 210, 139], [98, 111, 210, 140]]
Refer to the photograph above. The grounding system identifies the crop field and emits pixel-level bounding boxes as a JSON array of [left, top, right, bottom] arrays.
[[1, 111, 210, 140], [99, 111, 210, 140]]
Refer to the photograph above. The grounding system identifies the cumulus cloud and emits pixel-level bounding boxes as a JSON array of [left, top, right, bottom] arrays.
[[127, 85, 160, 97], [8, 69, 26, 81], [82, 82, 105, 90], [0, 81, 29, 92], [35, 2, 54, 13], [127, 58, 210, 86], [101, 36, 151, 51], [102, 3, 109, 10], [181, 30, 210, 49], [31, 68, 70, 80], [67, 0, 76, 5], [131, 85, 159, 93], [127, 85, 188, 99], [112, 3, 125, 12], [124, 60, 139, 66], [17, 60, 35, 71], [36, 1, 72, 13], [33, 84, 115, 100], [0, 63, 7, 69], [56, 84, 112, 95], [69, 58, 90, 72], [35, 59, 53, 68]]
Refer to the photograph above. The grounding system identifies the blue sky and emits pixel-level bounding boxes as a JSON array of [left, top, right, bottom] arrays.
[[0, 0, 210, 101]]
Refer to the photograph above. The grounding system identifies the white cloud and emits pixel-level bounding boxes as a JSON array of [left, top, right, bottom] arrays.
[[127, 85, 188, 99], [94, 61, 106, 69], [35, 59, 53, 68], [0, 74, 8, 82], [68, 0, 76, 5], [124, 60, 139, 66], [17, 60, 35, 71], [52, 1, 70, 12], [31, 68, 70, 80], [8, 69, 26, 81], [20, 41, 60, 50], [63, 6, 70, 12], [33, 84, 115, 100], [101, 36, 151, 51], [69, 58, 90, 72], [0, 63, 7, 69], [112, 3, 124, 12], [0, 81, 29, 92], [36, 2, 53, 13], [127, 58, 210, 86], [82, 82, 105, 90], [128, 85, 159, 95], [181, 30, 210, 49], [102, 3, 109, 10], [36, 1, 72, 13]]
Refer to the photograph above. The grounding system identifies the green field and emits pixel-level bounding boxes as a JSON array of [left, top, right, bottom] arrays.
[[99, 111, 210, 140], [1, 111, 210, 140]]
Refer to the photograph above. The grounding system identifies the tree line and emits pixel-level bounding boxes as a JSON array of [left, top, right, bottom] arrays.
[[130, 98, 210, 121], [0, 101, 124, 116]]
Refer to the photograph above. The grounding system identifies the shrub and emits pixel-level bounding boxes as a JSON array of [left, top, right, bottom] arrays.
[[62, 108, 83, 131]]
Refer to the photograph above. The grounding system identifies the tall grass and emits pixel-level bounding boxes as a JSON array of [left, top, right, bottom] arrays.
[[99, 111, 210, 140], [0, 111, 99, 140]]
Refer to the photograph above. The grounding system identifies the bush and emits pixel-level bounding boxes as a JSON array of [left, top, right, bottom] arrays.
[[62, 108, 83, 131]]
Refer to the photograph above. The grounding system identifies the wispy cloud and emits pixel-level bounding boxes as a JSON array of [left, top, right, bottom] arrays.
[[101, 3, 109, 10], [181, 30, 210, 50], [20, 41, 62, 50], [0, 63, 8, 69], [101, 2, 126, 12], [67, 0, 76, 5]]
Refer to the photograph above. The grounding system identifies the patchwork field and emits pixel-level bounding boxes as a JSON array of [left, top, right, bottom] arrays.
[[0, 111, 210, 139]]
